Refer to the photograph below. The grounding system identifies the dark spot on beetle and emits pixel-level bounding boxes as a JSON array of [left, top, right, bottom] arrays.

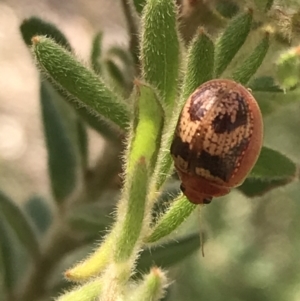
[[188, 104, 207, 122], [170, 135, 190, 161], [195, 150, 232, 181], [228, 138, 249, 162], [188, 89, 210, 122], [180, 184, 186, 193], [212, 97, 248, 134], [194, 138, 250, 181]]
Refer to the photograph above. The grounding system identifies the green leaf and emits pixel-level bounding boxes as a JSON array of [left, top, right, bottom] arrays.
[[238, 178, 290, 197], [141, 0, 180, 109], [105, 47, 135, 95], [40, 82, 78, 203], [232, 32, 270, 84], [215, 0, 240, 19], [249, 147, 296, 179], [214, 9, 253, 77], [105, 59, 127, 91], [181, 28, 214, 101], [0, 191, 40, 258], [114, 158, 149, 262], [128, 82, 164, 174], [151, 180, 181, 223], [238, 147, 297, 196], [0, 220, 29, 293], [146, 195, 197, 243], [32, 36, 131, 130], [20, 16, 71, 51], [107, 47, 133, 67], [65, 235, 114, 282], [133, 0, 147, 14], [56, 278, 102, 301], [90, 32, 102, 74], [50, 244, 94, 290], [248, 76, 283, 92], [138, 234, 200, 274], [24, 195, 52, 234]]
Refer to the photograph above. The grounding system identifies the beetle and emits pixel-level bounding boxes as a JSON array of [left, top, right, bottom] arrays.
[[170, 79, 263, 204]]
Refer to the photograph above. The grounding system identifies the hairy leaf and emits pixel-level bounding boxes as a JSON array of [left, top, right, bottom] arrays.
[[232, 32, 270, 84], [214, 9, 253, 77], [141, 0, 180, 108], [32, 36, 130, 130], [181, 28, 214, 101]]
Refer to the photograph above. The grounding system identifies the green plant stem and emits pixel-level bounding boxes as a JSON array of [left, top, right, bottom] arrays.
[[146, 195, 197, 243], [114, 158, 149, 263]]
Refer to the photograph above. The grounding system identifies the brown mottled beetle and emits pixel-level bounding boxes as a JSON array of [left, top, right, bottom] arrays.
[[170, 79, 263, 204]]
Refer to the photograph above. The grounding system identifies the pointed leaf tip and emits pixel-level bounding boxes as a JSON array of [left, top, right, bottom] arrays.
[[232, 31, 270, 84], [181, 26, 214, 100], [20, 17, 71, 51], [214, 8, 253, 77]]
